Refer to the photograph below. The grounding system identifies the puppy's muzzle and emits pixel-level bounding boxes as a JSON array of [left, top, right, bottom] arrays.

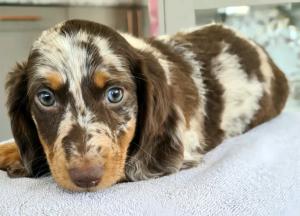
[[68, 165, 103, 188]]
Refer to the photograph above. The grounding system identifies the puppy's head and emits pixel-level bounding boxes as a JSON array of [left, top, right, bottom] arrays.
[[6, 20, 145, 191]]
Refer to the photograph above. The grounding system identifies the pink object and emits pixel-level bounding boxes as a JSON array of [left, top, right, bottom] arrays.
[[148, 0, 159, 36]]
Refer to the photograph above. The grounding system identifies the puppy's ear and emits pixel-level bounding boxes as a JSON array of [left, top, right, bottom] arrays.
[[126, 53, 184, 181], [6, 62, 48, 177]]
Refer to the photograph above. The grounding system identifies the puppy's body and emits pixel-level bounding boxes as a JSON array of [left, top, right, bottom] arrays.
[[0, 20, 288, 191], [121, 24, 288, 175]]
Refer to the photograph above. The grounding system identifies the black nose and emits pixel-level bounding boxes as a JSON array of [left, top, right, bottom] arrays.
[[68, 165, 103, 188]]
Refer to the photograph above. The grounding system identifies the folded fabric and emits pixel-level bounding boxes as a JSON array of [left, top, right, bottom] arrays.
[[0, 112, 299, 216]]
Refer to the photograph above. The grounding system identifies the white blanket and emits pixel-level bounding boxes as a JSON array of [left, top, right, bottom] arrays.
[[0, 112, 299, 216]]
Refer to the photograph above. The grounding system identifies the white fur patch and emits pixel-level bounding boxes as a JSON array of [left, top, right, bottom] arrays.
[[222, 25, 274, 94], [120, 33, 172, 85], [175, 105, 205, 166], [212, 42, 264, 138], [54, 109, 75, 151], [0, 139, 15, 145], [93, 37, 125, 72], [182, 117, 205, 162], [156, 34, 171, 42], [77, 109, 95, 129]]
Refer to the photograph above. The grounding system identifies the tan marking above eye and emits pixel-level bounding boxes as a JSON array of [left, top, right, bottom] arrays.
[[45, 71, 64, 90], [94, 71, 110, 88]]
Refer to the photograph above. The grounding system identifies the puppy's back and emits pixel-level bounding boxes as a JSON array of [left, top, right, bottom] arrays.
[[160, 24, 289, 146]]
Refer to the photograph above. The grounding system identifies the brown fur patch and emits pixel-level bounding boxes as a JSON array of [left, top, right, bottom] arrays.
[[147, 39, 200, 128], [6, 62, 49, 177], [93, 71, 110, 88]]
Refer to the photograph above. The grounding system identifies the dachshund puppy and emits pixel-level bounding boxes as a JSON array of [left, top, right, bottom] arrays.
[[0, 20, 289, 191]]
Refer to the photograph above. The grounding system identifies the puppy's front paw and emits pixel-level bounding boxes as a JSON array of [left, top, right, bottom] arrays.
[[0, 142, 28, 177], [6, 162, 28, 178]]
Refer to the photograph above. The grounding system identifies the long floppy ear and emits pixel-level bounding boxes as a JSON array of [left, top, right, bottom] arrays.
[[126, 53, 184, 181], [6, 62, 49, 177]]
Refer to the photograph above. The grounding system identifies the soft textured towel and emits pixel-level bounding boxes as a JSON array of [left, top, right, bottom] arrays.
[[0, 112, 299, 216]]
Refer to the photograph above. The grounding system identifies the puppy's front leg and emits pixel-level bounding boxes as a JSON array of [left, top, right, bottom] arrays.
[[0, 141, 28, 177]]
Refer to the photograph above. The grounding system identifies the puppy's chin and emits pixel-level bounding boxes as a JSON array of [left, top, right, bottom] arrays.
[[53, 178, 121, 192]]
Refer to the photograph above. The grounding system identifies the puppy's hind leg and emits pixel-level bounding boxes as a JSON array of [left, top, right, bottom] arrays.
[[0, 141, 28, 177]]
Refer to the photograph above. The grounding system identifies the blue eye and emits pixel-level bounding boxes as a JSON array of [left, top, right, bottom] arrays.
[[106, 87, 123, 103], [37, 89, 55, 107]]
